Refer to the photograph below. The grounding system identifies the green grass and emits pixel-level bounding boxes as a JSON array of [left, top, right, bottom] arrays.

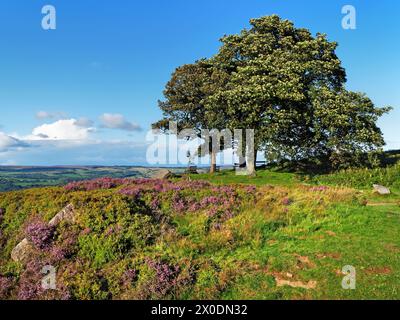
[[309, 163, 400, 191], [189, 169, 298, 186], [186, 167, 400, 299], [218, 204, 399, 299]]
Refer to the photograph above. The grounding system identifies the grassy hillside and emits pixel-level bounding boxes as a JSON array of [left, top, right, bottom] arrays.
[[0, 169, 399, 300], [309, 163, 400, 191]]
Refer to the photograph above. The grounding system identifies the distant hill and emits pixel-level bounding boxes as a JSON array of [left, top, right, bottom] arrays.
[[0, 166, 186, 192]]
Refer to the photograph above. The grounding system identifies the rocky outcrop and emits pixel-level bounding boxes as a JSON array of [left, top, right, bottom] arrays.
[[10, 238, 33, 263], [373, 184, 391, 195], [152, 169, 174, 180], [49, 204, 75, 226], [11, 204, 75, 262]]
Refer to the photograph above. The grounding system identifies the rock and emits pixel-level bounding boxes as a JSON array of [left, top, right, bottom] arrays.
[[187, 166, 198, 174], [11, 238, 33, 262], [49, 204, 75, 226], [152, 169, 174, 180], [11, 204, 75, 262], [373, 184, 391, 195]]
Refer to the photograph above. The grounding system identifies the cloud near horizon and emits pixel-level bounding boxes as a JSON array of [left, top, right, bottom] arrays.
[[100, 113, 142, 132], [0, 138, 149, 166], [0, 112, 147, 164], [0, 132, 29, 152]]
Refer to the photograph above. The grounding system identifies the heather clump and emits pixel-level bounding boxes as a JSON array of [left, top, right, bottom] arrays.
[[133, 257, 195, 299], [0, 276, 15, 299], [146, 258, 181, 297], [65, 178, 133, 191], [310, 186, 329, 192], [49, 246, 67, 262], [25, 220, 55, 250], [118, 187, 142, 198], [16, 259, 44, 300], [0, 208, 5, 224], [122, 269, 138, 287], [106, 178, 257, 222], [281, 197, 293, 206]]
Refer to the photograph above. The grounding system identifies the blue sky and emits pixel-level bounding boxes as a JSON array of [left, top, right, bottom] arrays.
[[0, 0, 399, 165]]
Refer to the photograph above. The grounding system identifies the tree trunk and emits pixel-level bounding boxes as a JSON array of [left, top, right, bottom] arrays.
[[238, 154, 246, 168], [210, 149, 217, 174], [246, 148, 257, 176], [238, 134, 246, 168]]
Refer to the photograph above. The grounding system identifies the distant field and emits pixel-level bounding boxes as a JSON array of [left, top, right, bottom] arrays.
[[0, 166, 184, 192]]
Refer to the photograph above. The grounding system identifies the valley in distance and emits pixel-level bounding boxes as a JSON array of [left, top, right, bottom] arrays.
[[0, 166, 198, 192]]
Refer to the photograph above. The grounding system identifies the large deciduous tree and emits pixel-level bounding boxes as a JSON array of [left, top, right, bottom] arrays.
[[155, 15, 391, 174], [207, 15, 390, 172]]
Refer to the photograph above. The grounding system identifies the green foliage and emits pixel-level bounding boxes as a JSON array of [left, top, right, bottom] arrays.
[[69, 269, 111, 300], [210, 15, 390, 170], [310, 163, 400, 190], [155, 15, 391, 171]]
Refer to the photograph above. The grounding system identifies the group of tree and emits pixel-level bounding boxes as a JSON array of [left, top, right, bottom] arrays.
[[153, 15, 391, 175]]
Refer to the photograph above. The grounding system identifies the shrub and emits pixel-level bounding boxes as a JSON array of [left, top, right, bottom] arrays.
[[310, 163, 400, 189], [0, 276, 15, 299], [25, 220, 55, 250], [65, 178, 132, 191], [146, 258, 181, 297], [0, 208, 5, 224]]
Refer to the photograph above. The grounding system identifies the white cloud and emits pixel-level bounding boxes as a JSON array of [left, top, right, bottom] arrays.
[[0, 114, 143, 162], [100, 113, 142, 132], [0, 132, 28, 152], [29, 119, 94, 140]]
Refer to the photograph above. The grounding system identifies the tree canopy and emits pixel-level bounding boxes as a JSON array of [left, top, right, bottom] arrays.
[[154, 15, 391, 173], [153, 60, 230, 172]]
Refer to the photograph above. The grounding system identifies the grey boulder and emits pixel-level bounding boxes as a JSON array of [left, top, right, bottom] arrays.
[[11, 238, 33, 262], [11, 204, 76, 262], [373, 184, 391, 195], [49, 203, 75, 226], [152, 169, 174, 180]]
